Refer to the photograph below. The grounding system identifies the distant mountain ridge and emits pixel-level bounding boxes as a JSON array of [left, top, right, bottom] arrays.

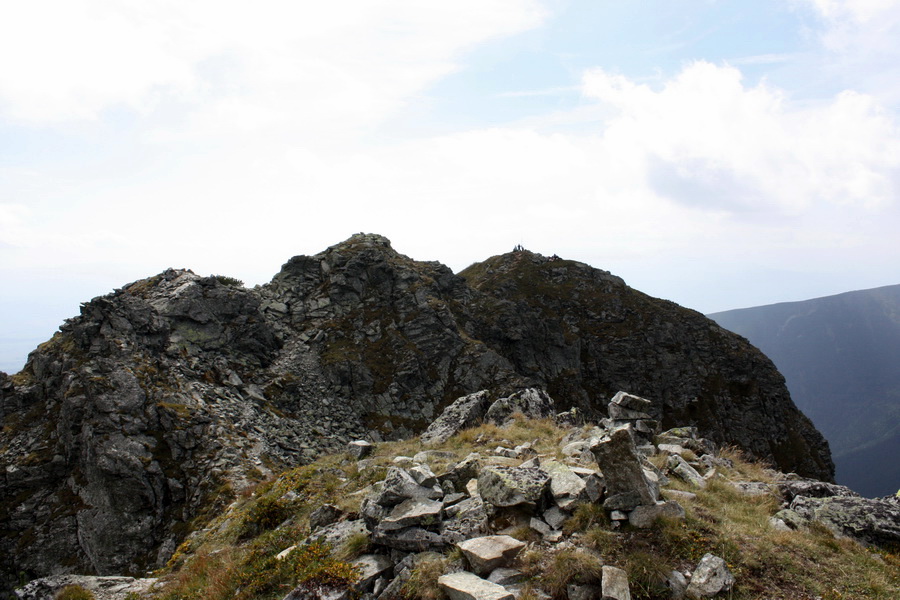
[[709, 284, 900, 497]]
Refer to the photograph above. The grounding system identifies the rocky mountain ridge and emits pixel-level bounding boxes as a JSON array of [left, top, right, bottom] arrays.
[[0, 233, 833, 592]]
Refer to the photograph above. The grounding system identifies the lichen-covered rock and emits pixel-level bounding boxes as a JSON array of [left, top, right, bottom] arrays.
[[421, 391, 493, 445], [484, 388, 556, 424], [477, 466, 551, 507], [685, 554, 734, 599], [591, 426, 657, 507], [789, 494, 900, 548]]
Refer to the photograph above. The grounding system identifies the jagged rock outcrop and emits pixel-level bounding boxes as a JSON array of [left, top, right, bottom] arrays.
[[0, 233, 833, 591]]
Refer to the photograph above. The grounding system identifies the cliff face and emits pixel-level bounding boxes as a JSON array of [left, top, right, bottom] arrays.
[[0, 234, 833, 587]]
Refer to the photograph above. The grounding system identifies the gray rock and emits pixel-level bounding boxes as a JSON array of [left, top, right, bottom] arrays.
[[778, 480, 860, 503], [440, 453, 483, 489], [477, 466, 550, 507], [772, 508, 805, 530], [667, 455, 706, 489], [730, 481, 773, 496], [542, 460, 588, 510], [608, 404, 652, 421], [350, 554, 394, 591], [543, 506, 570, 530], [371, 526, 447, 552], [421, 391, 492, 445], [441, 496, 490, 543], [380, 498, 443, 531], [439, 572, 515, 600], [488, 568, 527, 586], [628, 501, 685, 528], [664, 571, 688, 599], [684, 554, 734, 598], [591, 426, 657, 507], [457, 535, 526, 576], [485, 388, 556, 424], [375, 467, 442, 506], [789, 494, 900, 548], [309, 504, 345, 530], [601, 565, 631, 600], [14, 575, 159, 600], [567, 583, 602, 600], [309, 519, 369, 548], [348, 440, 374, 459], [610, 391, 652, 412], [408, 464, 439, 488]]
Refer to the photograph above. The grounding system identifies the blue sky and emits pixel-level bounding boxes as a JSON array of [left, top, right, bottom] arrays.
[[2, 0, 900, 373]]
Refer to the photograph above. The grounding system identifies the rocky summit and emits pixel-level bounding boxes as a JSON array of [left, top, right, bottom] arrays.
[[0, 233, 833, 591]]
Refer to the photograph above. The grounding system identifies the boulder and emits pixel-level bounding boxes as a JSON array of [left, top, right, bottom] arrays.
[[542, 460, 588, 510], [309, 504, 345, 530], [375, 467, 442, 506], [308, 520, 369, 549], [778, 480, 860, 503], [456, 535, 526, 576], [347, 440, 374, 459], [667, 455, 706, 489], [421, 391, 492, 445], [601, 565, 631, 600], [371, 526, 447, 552], [14, 575, 158, 600], [441, 496, 490, 543], [485, 388, 556, 424], [590, 427, 656, 507], [379, 498, 444, 531], [789, 495, 900, 548], [477, 466, 550, 507], [685, 554, 734, 599], [628, 501, 685, 528], [350, 554, 394, 591], [438, 572, 515, 600], [610, 391, 652, 412]]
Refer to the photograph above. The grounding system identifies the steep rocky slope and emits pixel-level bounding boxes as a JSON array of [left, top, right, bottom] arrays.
[[709, 284, 900, 497], [0, 234, 832, 591]]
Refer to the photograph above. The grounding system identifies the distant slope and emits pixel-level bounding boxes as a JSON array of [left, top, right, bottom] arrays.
[[709, 284, 900, 497]]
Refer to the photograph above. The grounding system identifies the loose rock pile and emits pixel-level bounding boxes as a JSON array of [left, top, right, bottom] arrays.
[[276, 390, 737, 600]]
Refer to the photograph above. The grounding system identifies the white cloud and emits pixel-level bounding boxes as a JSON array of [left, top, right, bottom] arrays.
[[0, 0, 545, 127], [582, 61, 900, 213]]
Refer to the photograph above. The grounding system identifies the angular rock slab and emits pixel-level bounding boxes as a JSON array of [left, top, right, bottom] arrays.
[[590, 427, 656, 506], [380, 497, 443, 531], [485, 388, 556, 424], [541, 460, 588, 510], [439, 572, 515, 600], [601, 565, 631, 600], [685, 554, 734, 599], [610, 391, 652, 412], [421, 390, 492, 445], [667, 455, 706, 489], [457, 535, 526, 576], [351, 554, 394, 591], [477, 465, 550, 507], [375, 467, 443, 506]]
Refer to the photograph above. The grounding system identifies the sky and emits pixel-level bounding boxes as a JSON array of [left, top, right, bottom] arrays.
[[2, 0, 900, 373]]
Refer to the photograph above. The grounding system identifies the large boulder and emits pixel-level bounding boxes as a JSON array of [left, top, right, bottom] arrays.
[[456, 535, 526, 576], [789, 495, 900, 548], [590, 426, 657, 508], [477, 466, 551, 508]]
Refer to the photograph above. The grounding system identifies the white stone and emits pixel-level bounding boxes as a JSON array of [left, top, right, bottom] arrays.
[[601, 565, 631, 600], [439, 572, 515, 600], [457, 535, 526, 576]]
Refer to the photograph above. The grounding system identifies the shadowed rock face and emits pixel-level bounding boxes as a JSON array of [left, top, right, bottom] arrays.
[[0, 233, 832, 587]]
